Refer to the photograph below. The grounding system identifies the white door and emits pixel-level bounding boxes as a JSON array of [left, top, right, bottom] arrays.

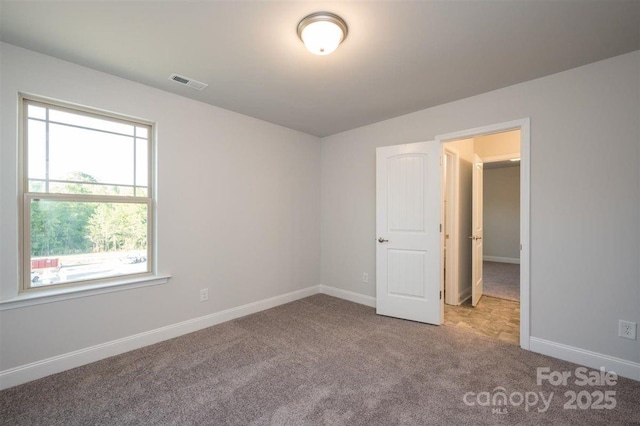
[[471, 154, 484, 306], [376, 142, 442, 324]]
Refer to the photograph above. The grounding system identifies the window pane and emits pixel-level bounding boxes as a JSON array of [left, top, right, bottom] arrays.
[[48, 123, 135, 189], [30, 199, 148, 287], [29, 180, 46, 192], [136, 127, 148, 138], [27, 119, 47, 180], [49, 109, 134, 136], [136, 138, 148, 187], [28, 104, 47, 119]]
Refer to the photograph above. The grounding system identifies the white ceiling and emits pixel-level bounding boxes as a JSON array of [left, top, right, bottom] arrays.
[[1, 1, 639, 137]]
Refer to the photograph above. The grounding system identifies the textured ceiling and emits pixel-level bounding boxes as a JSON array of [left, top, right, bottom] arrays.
[[1, 1, 639, 137]]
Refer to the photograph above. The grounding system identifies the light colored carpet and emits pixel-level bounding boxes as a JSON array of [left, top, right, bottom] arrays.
[[1, 294, 639, 425], [483, 261, 520, 301]]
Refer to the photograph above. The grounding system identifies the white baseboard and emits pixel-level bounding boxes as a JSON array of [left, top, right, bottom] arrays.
[[483, 256, 520, 264], [529, 337, 640, 381], [319, 284, 376, 308], [6, 285, 636, 392], [316, 287, 640, 383], [0, 285, 321, 390], [458, 287, 472, 305]]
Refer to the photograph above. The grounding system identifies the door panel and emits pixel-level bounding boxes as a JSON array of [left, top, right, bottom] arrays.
[[388, 249, 427, 298], [376, 142, 441, 324]]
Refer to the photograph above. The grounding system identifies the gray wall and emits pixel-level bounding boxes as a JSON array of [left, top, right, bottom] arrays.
[[456, 156, 473, 302], [483, 165, 520, 261], [321, 51, 640, 363], [0, 43, 321, 370]]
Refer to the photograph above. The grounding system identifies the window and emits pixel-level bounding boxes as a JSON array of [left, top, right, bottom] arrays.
[[20, 96, 154, 292]]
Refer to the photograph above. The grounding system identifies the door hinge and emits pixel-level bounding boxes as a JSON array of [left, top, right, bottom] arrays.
[[440, 290, 442, 300], [439, 224, 442, 232], [440, 156, 442, 166]]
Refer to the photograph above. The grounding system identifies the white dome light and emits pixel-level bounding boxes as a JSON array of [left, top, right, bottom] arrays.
[[297, 12, 348, 56]]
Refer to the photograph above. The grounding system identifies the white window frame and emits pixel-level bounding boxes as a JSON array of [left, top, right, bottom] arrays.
[[19, 94, 157, 294]]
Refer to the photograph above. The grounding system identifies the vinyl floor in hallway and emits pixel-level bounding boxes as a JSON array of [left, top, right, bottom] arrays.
[[444, 296, 520, 345]]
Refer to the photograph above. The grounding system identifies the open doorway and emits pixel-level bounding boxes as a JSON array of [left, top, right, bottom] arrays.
[[482, 158, 521, 302], [374, 119, 530, 348], [440, 129, 523, 345]]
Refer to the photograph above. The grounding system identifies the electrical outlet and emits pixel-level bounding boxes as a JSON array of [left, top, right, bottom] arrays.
[[618, 320, 636, 340], [199, 288, 209, 302], [362, 272, 368, 283]]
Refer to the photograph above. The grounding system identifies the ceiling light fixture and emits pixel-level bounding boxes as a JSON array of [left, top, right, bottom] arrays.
[[297, 12, 348, 56], [510, 158, 521, 162]]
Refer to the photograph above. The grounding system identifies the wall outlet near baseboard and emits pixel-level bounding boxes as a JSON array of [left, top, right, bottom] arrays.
[[362, 273, 368, 283], [618, 320, 636, 340], [199, 288, 209, 302]]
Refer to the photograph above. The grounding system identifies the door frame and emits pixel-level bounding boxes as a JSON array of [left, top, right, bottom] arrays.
[[442, 146, 460, 306], [435, 118, 531, 350]]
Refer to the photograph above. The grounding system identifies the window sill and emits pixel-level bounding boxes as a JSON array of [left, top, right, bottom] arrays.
[[0, 274, 171, 311]]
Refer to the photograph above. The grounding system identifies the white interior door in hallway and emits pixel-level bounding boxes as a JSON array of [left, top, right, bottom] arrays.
[[375, 141, 442, 324], [471, 153, 484, 306]]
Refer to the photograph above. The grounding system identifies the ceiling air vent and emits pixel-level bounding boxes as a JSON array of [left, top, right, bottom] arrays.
[[168, 73, 208, 91]]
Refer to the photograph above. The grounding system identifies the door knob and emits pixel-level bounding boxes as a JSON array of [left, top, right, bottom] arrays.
[[378, 237, 389, 243]]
